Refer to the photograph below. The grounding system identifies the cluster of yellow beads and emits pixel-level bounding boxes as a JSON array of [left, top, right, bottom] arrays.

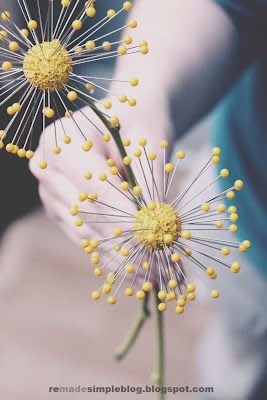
[[134, 202, 182, 248], [23, 40, 72, 91]]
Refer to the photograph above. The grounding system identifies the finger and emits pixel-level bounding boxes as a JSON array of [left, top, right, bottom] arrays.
[[39, 181, 96, 245], [30, 108, 108, 181]]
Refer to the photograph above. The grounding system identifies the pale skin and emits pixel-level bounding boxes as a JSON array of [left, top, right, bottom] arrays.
[[30, 0, 242, 244]]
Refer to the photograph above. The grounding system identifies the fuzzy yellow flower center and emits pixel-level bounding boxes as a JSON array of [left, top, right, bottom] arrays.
[[23, 40, 72, 91], [134, 202, 181, 248]]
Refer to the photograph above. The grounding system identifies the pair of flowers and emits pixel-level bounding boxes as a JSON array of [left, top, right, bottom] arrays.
[[0, 0, 249, 314]]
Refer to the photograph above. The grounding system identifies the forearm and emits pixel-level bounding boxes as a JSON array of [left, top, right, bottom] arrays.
[[113, 0, 241, 137]]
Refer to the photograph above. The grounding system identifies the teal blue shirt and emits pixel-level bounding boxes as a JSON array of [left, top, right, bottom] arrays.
[[214, 0, 267, 275]]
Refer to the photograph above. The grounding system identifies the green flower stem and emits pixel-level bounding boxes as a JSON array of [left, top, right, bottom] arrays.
[[90, 104, 165, 395], [110, 125, 137, 188], [153, 286, 165, 400], [88, 101, 137, 188], [115, 293, 150, 360]]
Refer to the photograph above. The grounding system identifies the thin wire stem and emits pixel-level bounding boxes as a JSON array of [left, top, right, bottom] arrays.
[[153, 285, 165, 400], [115, 293, 150, 360]]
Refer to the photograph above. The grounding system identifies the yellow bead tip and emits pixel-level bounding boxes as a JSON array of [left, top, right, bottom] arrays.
[[142, 281, 153, 292], [177, 297, 186, 307], [242, 240, 251, 249], [125, 264, 135, 274], [125, 287, 134, 297], [177, 150, 186, 159], [175, 306, 185, 314], [123, 1, 132, 11], [136, 290, 145, 300], [234, 179, 244, 191], [187, 292, 196, 301], [91, 291, 101, 300], [39, 160, 48, 170], [220, 168, 229, 178], [158, 290, 167, 301], [1, 11, 11, 21], [158, 303, 167, 312], [231, 261, 241, 273], [81, 239, 90, 249], [74, 217, 84, 227], [210, 289, 220, 299], [212, 147, 221, 156], [107, 295, 116, 305]]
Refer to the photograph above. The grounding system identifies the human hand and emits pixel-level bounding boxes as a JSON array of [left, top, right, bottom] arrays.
[[30, 95, 173, 246]]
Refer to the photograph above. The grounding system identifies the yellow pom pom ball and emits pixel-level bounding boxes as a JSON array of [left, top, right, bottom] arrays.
[[136, 290, 145, 300], [128, 20, 137, 28], [17, 148, 26, 158], [118, 45, 127, 55], [138, 137, 147, 147], [9, 41, 19, 52], [182, 231, 191, 240], [220, 168, 229, 178], [165, 163, 174, 173], [221, 247, 230, 256], [125, 264, 135, 273], [175, 306, 185, 314], [243, 240, 251, 249], [86, 6, 96, 17], [72, 20, 82, 30], [229, 224, 238, 233], [231, 262, 241, 273], [107, 9, 116, 18], [85, 41, 95, 51], [187, 292, 196, 301], [177, 150, 186, 159], [143, 281, 153, 292], [28, 20, 38, 30], [2, 61, 12, 71], [130, 78, 139, 86], [133, 186, 142, 196], [212, 147, 221, 156], [99, 172, 107, 182], [123, 1, 132, 11], [226, 191, 235, 200], [168, 279, 178, 289], [124, 36, 132, 45], [187, 284, 196, 293], [211, 289, 220, 299], [91, 291, 100, 300], [121, 181, 129, 191], [158, 303, 167, 312], [234, 179, 244, 190], [123, 156, 132, 165], [113, 228, 122, 237], [171, 253, 180, 262], [67, 91, 78, 101], [125, 288, 134, 296], [158, 290, 167, 301], [1, 11, 10, 21], [201, 203, 211, 212], [39, 160, 48, 169], [53, 146, 61, 154], [164, 234, 173, 244], [107, 295, 116, 305], [75, 217, 84, 227], [82, 140, 93, 152], [64, 136, 71, 144]]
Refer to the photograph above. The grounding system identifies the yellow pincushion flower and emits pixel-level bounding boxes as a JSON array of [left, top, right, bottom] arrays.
[[72, 140, 250, 314], [0, 1, 147, 166]]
